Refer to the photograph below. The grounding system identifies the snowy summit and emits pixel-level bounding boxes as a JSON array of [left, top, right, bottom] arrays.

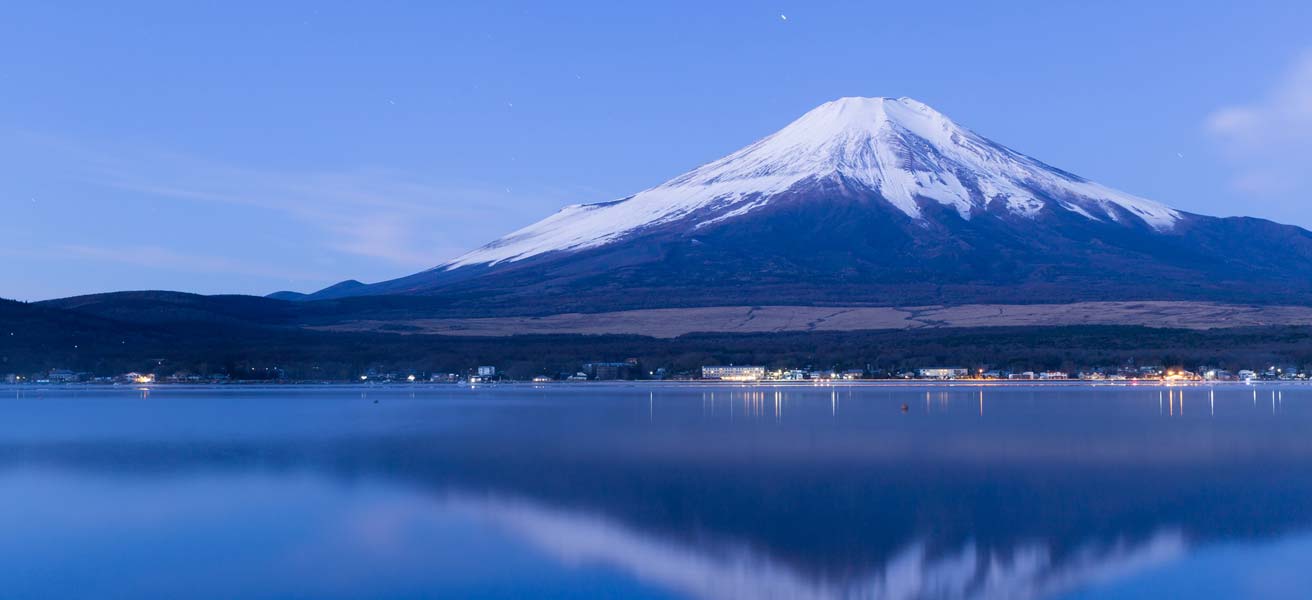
[[444, 97, 1181, 269]]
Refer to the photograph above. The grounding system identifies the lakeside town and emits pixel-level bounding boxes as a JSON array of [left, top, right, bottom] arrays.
[[6, 360, 1305, 386]]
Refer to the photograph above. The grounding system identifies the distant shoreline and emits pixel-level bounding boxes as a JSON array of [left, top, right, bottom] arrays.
[[5, 379, 1302, 389]]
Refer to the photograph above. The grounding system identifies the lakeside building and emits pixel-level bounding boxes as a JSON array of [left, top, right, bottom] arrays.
[[764, 369, 809, 381], [1202, 368, 1237, 381], [122, 372, 155, 384], [702, 365, 766, 381], [466, 366, 500, 384], [918, 368, 969, 380], [47, 369, 84, 383], [583, 359, 640, 381]]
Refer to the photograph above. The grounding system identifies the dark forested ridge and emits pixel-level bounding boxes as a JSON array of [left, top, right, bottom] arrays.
[[6, 297, 1312, 379]]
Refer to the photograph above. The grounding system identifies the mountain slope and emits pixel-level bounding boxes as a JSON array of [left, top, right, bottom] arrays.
[[443, 97, 1180, 270], [298, 97, 1312, 312]]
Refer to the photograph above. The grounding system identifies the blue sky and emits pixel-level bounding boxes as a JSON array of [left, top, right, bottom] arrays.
[[3, 1, 1310, 300]]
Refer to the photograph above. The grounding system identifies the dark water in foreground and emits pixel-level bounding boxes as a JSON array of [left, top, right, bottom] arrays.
[[2, 383, 1310, 599]]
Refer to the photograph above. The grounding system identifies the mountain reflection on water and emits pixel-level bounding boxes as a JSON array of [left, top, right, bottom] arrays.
[[2, 384, 1311, 599]]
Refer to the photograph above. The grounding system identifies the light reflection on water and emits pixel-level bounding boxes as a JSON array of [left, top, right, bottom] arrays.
[[1, 384, 1311, 599]]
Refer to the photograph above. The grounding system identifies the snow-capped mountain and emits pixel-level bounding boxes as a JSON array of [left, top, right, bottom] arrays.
[[292, 97, 1312, 313], [444, 97, 1179, 270]]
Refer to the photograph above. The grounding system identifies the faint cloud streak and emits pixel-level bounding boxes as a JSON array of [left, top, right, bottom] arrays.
[[89, 157, 506, 269], [1204, 50, 1312, 199], [54, 244, 332, 282], [20, 133, 583, 274]]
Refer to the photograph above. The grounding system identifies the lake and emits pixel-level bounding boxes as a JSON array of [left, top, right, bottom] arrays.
[[2, 383, 1310, 599]]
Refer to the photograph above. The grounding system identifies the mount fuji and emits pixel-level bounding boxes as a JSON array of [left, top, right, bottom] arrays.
[[286, 97, 1312, 314]]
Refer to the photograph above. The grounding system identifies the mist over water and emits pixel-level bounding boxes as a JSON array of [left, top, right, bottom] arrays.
[[2, 384, 1310, 599]]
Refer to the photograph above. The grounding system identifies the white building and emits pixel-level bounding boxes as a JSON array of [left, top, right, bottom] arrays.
[[768, 369, 807, 381], [123, 372, 154, 384], [918, 368, 968, 379], [48, 369, 79, 383], [1203, 369, 1234, 381], [702, 365, 766, 381]]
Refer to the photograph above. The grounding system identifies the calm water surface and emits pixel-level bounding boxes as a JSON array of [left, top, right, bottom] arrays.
[[2, 383, 1311, 599]]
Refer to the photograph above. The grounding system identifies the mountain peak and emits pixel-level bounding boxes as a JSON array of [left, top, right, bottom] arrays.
[[441, 97, 1182, 269], [790, 96, 952, 138], [663, 96, 967, 196]]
